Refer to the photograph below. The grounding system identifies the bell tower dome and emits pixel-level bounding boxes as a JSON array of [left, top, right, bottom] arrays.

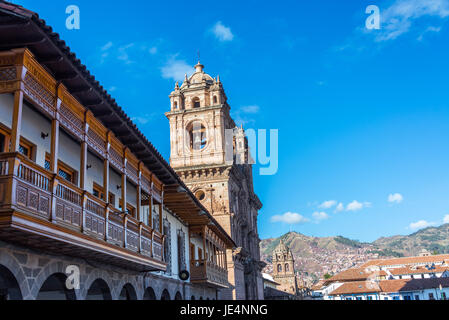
[[166, 61, 232, 169]]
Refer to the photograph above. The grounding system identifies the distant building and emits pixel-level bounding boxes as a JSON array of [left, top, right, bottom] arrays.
[[264, 240, 301, 300], [314, 254, 449, 300], [262, 273, 280, 289], [271, 240, 299, 295]]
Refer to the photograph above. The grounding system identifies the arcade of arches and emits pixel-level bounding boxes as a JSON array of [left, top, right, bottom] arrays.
[[0, 243, 217, 300]]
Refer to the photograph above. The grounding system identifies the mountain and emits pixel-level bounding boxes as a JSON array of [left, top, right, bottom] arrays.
[[260, 224, 449, 284], [373, 223, 449, 256]]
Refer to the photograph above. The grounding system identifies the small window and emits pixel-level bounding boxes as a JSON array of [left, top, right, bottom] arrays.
[[213, 96, 218, 104], [119, 199, 136, 218], [46, 153, 77, 184], [19, 140, 34, 160], [93, 183, 105, 201], [193, 97, 201, 108], [109, 192, 115, 206]]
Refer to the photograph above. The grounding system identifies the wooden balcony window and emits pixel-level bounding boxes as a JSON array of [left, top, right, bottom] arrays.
[[45, 153, 78, 185], [109, 192, 115, 206], [119, 199, 136, 218], [92, 182, 105, 201], [0, 125, 36, 161]]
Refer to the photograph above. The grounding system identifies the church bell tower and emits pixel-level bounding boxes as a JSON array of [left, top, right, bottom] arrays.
[[165, 61, 265, 300]]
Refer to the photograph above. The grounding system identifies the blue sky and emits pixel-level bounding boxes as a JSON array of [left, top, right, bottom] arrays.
[[15, 0, 449, 242]]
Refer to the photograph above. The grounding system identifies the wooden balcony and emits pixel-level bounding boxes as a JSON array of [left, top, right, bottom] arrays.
[[0, 152, 166, 272], [190, 259, 229, 288]]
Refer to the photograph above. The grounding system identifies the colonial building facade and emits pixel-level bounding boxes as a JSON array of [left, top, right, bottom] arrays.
[[0, 2, 234, 300], [166, 62, 265, 300]]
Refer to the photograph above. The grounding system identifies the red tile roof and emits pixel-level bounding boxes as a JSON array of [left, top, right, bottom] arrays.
[[360, 255, 449, 268], [330, 278, 449, 295], [329, 281, 381, 295]]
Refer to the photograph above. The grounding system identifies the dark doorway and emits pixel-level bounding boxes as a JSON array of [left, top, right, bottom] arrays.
[[86, 279, 112, 300], [36, 273, 76, 300]]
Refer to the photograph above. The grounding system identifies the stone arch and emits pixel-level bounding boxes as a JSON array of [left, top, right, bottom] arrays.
[[191, 295, 196, 300], [285, 263, 290, 272], [277, 264, 282, 273], [119, 283, 138, 300], [0, 250, 29, 299], [160, 289, 170, 300], [174, 291, 183, 300], [36, 273, 76, 300], [143, 287, 156, 300], [81, 268, 113, 300], [85, 279, 112, 300], [114, 276, 141, 300], [0, 264, 23, 300], [30, 261, 81, 300]]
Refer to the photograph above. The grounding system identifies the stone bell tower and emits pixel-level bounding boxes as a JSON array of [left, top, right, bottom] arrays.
[[165, 62, 265, 300], [272, 240, 298, 296]]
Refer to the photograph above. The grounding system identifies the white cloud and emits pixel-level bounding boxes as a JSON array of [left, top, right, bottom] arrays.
[[336, 203, 345, 212], [131, 113, 156, 126], [240, 105, 260, 114], [417, 25, 442, 40], [346, 201, 372, 212], [374, 0, 449, 42], [313, 211, 329, 221], [388, 193, 404, 204], [444, 215, 449, 224], [319, 200, 337, 209], [101, 41, 113, 51], [271, 212, 309, 225], [409, 220, 436, 230], [211, 21, 234, 42], [149, 46, 158, 55], [161, 56, 193, 82], [117, 43, 135, 64], [232, 105, 261, 126]]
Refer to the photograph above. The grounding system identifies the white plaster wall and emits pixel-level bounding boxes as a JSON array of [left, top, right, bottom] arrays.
[[86, 150, 103, 195], [161, 208, 190, 280], [109, 168, 121, 209], [0, 93, 13, 128], [21, 103, 51, 167], [59, 130, 81, 186], [126, 180, 137, 208]]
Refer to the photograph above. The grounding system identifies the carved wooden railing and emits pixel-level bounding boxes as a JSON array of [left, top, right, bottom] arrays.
[[190, 259, 228, 287], [0, 152, 164, 263], [54, 177, 83, 228]]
